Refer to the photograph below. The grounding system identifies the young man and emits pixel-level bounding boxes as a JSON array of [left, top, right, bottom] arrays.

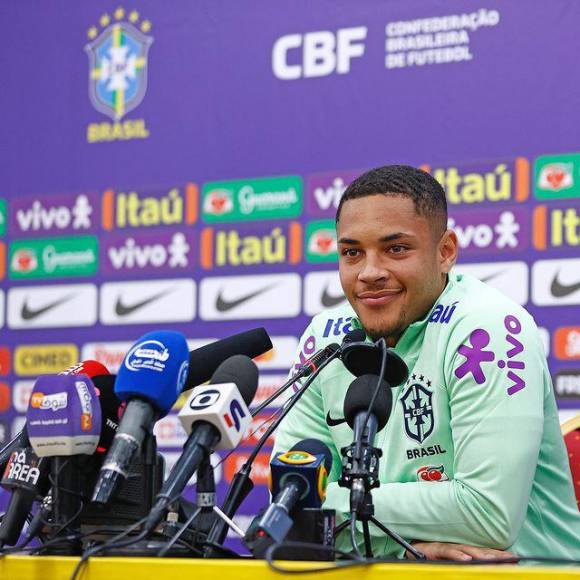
[[272, 165, 580, 560]]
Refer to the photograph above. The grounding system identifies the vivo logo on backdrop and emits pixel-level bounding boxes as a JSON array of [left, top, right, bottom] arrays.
[[272, 27, 367, 80]]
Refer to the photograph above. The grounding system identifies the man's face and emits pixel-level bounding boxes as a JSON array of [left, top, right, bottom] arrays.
[[337, 194, 457, 345]]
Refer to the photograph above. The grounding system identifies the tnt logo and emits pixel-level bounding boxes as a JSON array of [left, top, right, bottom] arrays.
[[272, 27, 367, 80]]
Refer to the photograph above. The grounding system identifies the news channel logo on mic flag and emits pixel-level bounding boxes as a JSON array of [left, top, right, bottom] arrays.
[[26, 374, 101, 456], [116, 330, 190, 414]]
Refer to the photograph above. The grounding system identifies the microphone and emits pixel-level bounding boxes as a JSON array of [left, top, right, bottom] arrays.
[[341, 338, 408, 386], [244, 438, 333, 555], [91, 330, 189, 506], [143, 354, 258, 534], [250, 342, 340, 417], [340, 374, 392, 512], [0, 360, 110, 473], [183, 327, 271, 391], [26, 374, 102, 457], [0, 448, 50, 547]]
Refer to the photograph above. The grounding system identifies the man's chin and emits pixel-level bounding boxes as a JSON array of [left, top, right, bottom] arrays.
[[359, 321, 403, 344]]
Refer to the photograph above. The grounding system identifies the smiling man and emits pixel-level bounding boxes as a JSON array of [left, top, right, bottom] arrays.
[[272, 165, 580, 560]]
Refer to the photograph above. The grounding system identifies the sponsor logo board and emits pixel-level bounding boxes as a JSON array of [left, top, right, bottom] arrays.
[[100, 279, 196, 325], [532, 203, 580, 251], [0, 200, 6, 236], [224, 451, 270, 484], [161, 451, 222, 486], [534, 153, 580, 200], [305, 220, 337, 263], [202, 176, 302, 222], [102, 185, 198, 230], [102, 230, 195, 276], [554, 327, 580, 360], [7, 284, 98, 329], [0, 291, 4, 328], [253, 337, 298, 370], [13, 381, 34, 413], [554, 370, 580, 399], [0, 348, 10, 376], [253, 374, 291, 408], [200, 273, 301, 321], [422, 158, 529, 206], [153, 414, 187, 448], [200, 222, 302, 270], [448, 207, 528, 255], [0, 383, 10, 413], [14, 344, 78, 376], [303, 270, 347, 315], [453, 261, 529, 305], [306, 171, 359, 218], [9, 236, 98, 279], [531, 258, 580, 306], [81, 342, 132, 374], [9, 193, 99, 237]]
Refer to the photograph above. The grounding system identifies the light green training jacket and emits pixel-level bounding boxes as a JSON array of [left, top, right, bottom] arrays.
[[272, 272, 580, 558]]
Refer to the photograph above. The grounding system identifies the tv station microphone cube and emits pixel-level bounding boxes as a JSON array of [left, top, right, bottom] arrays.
[[26, 375, 101, 457], [178, 383, 251, 450], [270, 450, 328, 509]]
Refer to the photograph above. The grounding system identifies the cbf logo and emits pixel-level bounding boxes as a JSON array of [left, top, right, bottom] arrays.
[[400, 376, 434, 444], [85, 8, 153, 143]]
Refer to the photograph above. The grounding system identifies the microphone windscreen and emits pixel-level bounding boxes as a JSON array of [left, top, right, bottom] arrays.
[[91, 374, 120, 451], [291, 438, 333, 473], [115, 330, 190, 415], [210, 354, 258, 406], [341, 342, 408, 387], [343, 329, 367, 344], [184, 328, 272, 391], [343, 374, 392, 431], [59, 360, 110, 377]]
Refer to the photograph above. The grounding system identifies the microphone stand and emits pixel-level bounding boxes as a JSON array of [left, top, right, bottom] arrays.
[[203, 348, 342, 557]]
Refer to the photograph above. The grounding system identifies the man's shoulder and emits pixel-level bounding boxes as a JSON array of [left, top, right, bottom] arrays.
[[443, 271, 538, 336], [307, 301, 359, 342]]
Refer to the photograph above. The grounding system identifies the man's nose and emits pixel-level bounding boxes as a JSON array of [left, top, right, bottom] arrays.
[[357, 255, 388, 283]]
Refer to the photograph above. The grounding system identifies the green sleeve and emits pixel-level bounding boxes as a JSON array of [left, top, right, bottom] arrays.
[[325, 309, 546, 549], [271, 324, 343, 482]]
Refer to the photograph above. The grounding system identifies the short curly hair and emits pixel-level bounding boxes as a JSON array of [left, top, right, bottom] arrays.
[[336, 165, 448, 237]]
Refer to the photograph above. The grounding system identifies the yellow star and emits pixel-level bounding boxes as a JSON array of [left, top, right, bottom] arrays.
[[114, 7, 125, 20], [141, 20, 152, 33], [129, 10, 139, 23], [87, 26, 98, 39], [99, 13, 110, 27]]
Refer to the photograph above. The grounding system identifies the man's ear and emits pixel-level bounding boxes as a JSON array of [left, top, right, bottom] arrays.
[[438, 229, 458, 273]]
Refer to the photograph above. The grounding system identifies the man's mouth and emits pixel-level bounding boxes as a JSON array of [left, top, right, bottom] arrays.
[[357, 289, 402, 307]]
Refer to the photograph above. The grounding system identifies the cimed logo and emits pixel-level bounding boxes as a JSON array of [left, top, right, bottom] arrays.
[[85, 8, 153, 121]]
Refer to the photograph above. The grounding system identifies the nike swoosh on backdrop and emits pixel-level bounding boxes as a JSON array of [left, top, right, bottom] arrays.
[[216, 283, 277, 312], [326, 411, 347, 427], [115, 289, 173, 316], [550, 272, 580, 298], [21, 294, 77, 321], [321, 286, 346, 308], [480, 270, 504, 284]]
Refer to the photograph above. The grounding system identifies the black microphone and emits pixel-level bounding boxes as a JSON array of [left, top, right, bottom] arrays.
[[0, 448, 50, 548], [250, 342, 340, 417], [341, 374, 392, 512], [143, 355, 258, 534], [244, 438, 333, 556], [341, 339, 408, 386], [0, 430, 30, 476], [183, 328, 272, 391]]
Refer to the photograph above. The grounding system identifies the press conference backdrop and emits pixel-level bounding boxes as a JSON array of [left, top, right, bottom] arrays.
[[0, 0, 579, 537]]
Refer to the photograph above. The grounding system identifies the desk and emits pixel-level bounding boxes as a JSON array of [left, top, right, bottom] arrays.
[[1, 557, 578, 580]]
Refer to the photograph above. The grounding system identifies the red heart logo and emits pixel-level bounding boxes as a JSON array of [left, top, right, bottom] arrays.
[[316, 235, 333, 253], [211, 197, 226, 212], [547, 168, 565, 189]]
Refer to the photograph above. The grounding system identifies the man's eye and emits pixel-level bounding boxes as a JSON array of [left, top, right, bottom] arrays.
[[389, 245, 407, 254], [341, 248, 359, 258]]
